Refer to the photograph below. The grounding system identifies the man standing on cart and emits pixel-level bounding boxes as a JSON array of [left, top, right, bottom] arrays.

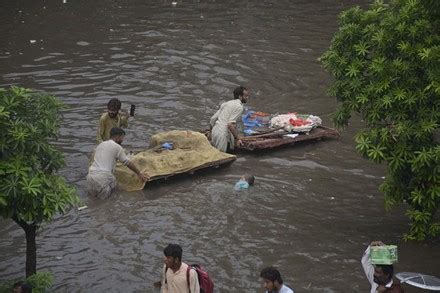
[[209, 86, 250, 152]]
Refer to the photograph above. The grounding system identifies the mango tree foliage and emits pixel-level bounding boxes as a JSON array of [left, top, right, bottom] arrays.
[[320, 0, 440, 240], [0, 86, 79, 276]]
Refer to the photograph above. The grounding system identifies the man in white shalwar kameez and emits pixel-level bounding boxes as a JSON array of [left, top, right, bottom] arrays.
[[87, 127, 149, 199], [209, 86, 250, 152]]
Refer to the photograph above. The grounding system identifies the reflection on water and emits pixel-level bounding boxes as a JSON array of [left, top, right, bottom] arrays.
[[0, 0, 439, 292]]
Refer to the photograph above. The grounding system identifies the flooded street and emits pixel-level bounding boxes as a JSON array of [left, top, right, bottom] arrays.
[[0, 0, 439, 292]]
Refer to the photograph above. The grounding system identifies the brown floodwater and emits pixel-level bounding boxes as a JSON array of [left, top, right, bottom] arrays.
[[0, 0, 439, 292]]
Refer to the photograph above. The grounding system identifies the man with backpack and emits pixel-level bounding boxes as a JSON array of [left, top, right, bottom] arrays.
[[161, 244, 200, 293]]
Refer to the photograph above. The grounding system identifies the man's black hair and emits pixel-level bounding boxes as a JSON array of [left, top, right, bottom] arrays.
[[377, 264, 394, 279], [13, 281, 32, 293], [110, 127, 125, 138], [107, 98, 122, 110], [233, 86, 248, 99], [244, 174, 255, 186], [163, 244, 182, 261], [260, 266, 283, 284]]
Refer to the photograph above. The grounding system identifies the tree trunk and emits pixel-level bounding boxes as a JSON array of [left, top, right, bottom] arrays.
[[13, 217, 37, 277], [24, 223, 37, 277]]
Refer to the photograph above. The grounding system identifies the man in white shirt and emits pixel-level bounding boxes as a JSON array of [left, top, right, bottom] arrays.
[[209, 86, 250, 152], [260, 266, 294, 293], [161, 244, 200, 293], [87, 127, 149, 199], [361, 241, 403, 293]]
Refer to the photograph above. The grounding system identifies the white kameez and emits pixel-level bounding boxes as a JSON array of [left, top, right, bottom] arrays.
[[210, 99, 244, 152], [87, 140, 130, 199]]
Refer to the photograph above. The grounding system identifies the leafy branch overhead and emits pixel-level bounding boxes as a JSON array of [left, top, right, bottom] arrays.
[[320, 0, 440, 240]]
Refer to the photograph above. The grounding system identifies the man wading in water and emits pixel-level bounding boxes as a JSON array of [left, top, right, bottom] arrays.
[[209, 86, 250, 152], [87, 127, 149, 199], [97, 98, 130, 143]]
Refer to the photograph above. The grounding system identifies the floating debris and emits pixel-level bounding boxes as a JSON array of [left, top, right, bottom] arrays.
[[76, 41, 90, 46]]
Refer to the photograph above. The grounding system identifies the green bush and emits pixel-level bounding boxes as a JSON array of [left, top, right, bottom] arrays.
[[26, 272, 54, 292], [0, 272, 53, 293], [321, 0, 440, 240]]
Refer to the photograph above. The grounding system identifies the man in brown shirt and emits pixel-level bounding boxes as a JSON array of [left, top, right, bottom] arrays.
[[96, 98, 129, 143]]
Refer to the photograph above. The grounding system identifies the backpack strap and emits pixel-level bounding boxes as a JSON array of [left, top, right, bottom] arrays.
[[164, 266, 168, 284], [186, 265, 191, 293]]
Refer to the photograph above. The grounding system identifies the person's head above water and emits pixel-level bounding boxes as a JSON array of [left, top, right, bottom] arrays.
[[241, 174, 255, 185]]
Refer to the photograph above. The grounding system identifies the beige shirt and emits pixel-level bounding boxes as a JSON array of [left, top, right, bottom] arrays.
[[162, 263, 200, 293], [89, 140, 129, 174], [96, 112, 128, 143], [209, 99, 243, 128]]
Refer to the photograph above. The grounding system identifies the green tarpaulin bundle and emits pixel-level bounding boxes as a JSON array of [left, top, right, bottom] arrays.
[[370, 245, 398, 265]]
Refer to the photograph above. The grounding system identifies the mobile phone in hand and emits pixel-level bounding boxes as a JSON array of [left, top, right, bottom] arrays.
[[130, 104, 136, 116]]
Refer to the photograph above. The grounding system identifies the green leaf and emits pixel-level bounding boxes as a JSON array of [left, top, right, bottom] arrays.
[[397, 41, 410, 52], [381, 95, 392, 109], [367, 144, 387, 162], [345, 63, 361, 77], [355, 133, 371, 154], [354, 41, 369, 56], [0, 196, 7, 206], [418, 47, 432, 60], [370, 56, 386, 73], [371, 28, 385, 45], [394, 88, 406, 101], [356, 94, 369, 105]]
